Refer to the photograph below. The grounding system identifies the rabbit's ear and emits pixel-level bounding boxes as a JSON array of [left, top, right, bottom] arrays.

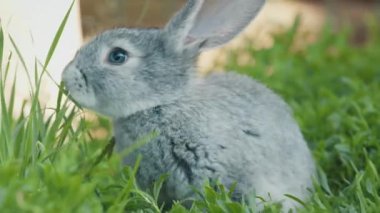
[[164, 0, 265, 51], [164, 0, 205, 51]]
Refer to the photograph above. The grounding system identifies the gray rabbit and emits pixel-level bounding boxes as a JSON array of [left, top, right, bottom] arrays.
[[62, 0, 315, 210]]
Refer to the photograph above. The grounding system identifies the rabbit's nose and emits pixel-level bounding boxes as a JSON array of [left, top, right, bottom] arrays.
[[61, 62, 97, 108], [62, 62, 76, 82], [62, 63, 85, 91]]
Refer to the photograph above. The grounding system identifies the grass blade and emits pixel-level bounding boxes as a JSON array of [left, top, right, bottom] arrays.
[[8, 72, 17, 126], [0, 23, 4, 70], [8, 35, 32, 88], [43, 0, 75, 70]]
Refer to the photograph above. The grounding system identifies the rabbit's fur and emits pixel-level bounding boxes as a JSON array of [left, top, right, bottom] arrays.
[[62, 0, 315, 210]]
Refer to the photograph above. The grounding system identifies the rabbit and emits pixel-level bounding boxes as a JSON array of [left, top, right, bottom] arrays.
[[62, 0, 315, 210]]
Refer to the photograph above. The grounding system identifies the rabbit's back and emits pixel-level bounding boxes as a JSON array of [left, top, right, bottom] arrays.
[[114, 72, 314, 208]]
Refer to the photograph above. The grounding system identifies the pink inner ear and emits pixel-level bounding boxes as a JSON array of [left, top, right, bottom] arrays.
[[185, 30, 230, 50], [187, 28, 230, 45], [185, 36, 198, 45]]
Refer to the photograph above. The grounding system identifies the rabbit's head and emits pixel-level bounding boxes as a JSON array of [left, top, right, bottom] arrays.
[[62, 0, 265, 118]]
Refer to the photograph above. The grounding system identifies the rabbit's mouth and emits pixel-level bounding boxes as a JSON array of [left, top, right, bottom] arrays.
[[78, 68, 88, 88]]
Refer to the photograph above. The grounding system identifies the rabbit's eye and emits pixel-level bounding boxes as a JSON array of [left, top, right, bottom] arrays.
[[107, 47, 129, 65]]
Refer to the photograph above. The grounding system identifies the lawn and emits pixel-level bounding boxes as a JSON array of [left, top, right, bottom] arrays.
[[0, 12, 379, 213]]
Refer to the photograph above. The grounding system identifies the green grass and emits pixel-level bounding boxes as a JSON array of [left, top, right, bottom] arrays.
[[1, 11, 380, 213]]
